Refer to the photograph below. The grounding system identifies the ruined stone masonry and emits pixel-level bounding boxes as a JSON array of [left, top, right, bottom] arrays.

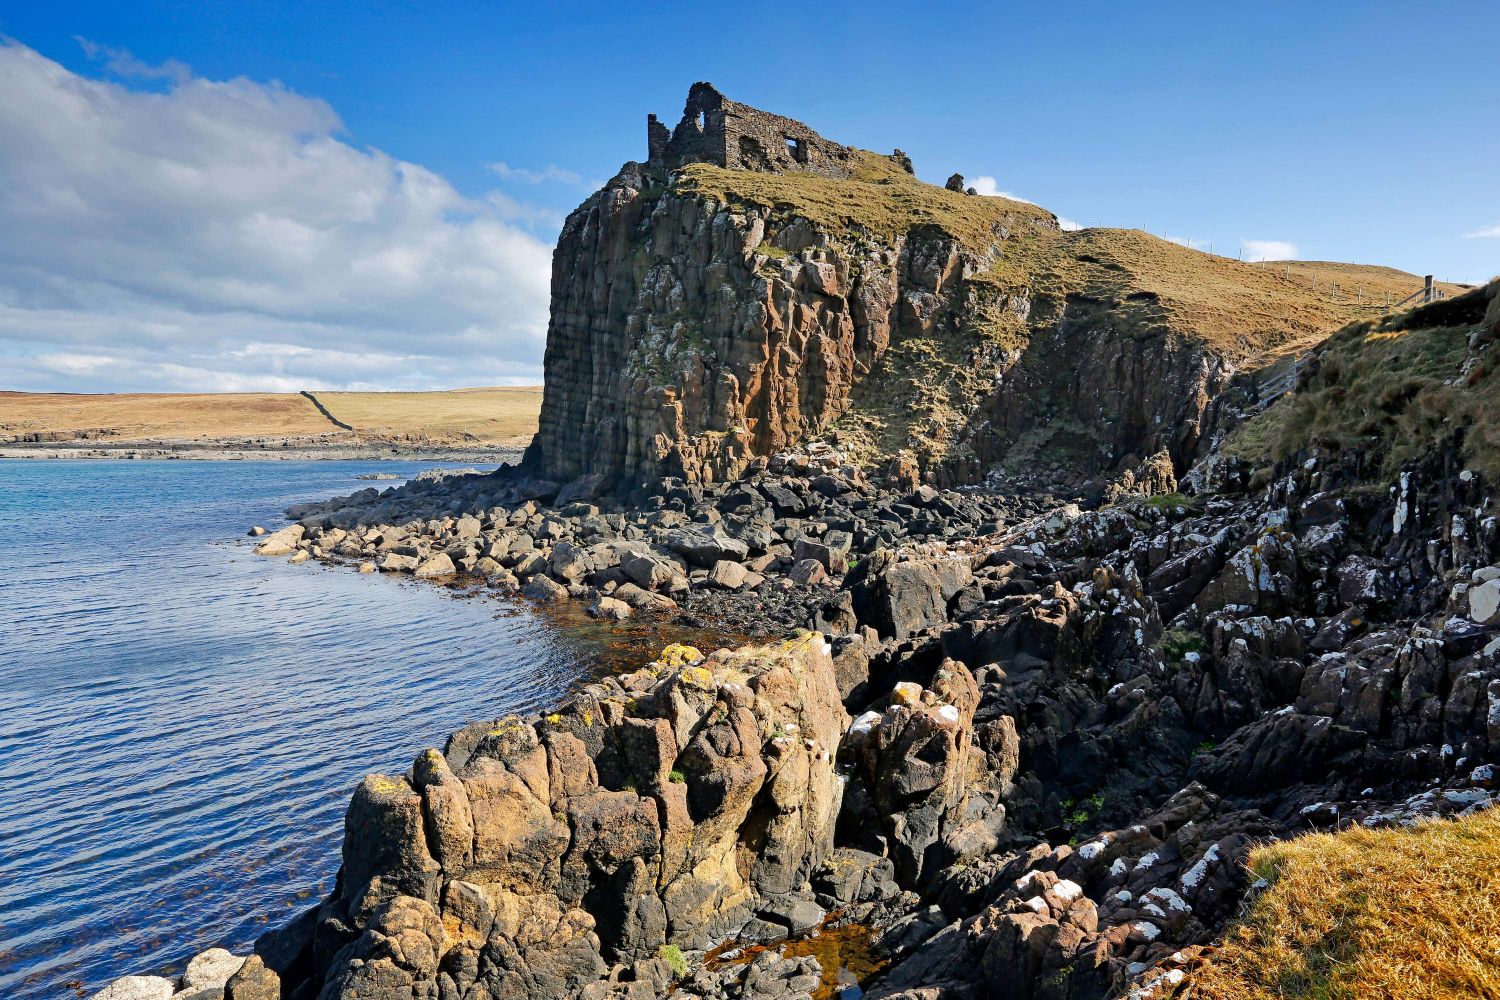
[[648, 82, 860, 179]]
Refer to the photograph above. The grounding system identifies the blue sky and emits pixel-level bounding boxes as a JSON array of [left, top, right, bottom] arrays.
[[0, 1, 1495, 391]]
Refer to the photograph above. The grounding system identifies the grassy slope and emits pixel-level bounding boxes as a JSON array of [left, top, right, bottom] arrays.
[[1257, 260, 1474, 306], [0, 391, 334, 440], [1223, 281, 1500, 479], [1180, 808, 1500, 999], [317, 387, 543, 444], [0, 387, 543, 446]]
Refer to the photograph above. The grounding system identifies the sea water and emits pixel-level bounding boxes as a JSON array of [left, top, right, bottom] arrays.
[[0, 460, 629, 999]]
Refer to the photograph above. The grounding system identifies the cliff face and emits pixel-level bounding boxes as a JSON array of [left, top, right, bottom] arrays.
[[534, 158, 1002, 488], [532, 87, 1413, 492]]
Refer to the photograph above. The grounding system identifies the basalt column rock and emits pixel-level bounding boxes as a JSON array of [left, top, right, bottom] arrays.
[[532, 160, 980, 489]]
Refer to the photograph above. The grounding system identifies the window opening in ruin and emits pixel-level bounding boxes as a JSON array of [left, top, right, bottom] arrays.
[[786, 137, 806, 162]]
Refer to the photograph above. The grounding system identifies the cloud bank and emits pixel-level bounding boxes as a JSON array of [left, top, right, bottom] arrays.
[[1240, 239, 1299, 262], [0, 38, 555, 392]]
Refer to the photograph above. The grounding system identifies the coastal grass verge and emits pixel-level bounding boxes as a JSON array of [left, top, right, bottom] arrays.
[[1179, 807, 1500, 999]]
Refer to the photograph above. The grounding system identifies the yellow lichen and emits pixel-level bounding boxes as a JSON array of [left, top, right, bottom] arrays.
[[660, 643, 705, 667]]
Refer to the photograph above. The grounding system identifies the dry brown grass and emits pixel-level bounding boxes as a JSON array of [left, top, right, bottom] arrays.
[[1256, 260, 1474, 305], [1017, 229, 1412, 363], [1181, 808, 1500, 1000], [315, 386, 543, 444], [676, 150, 1057, 252], [0, 391, 332, 440], [0, 386, 544, 445]]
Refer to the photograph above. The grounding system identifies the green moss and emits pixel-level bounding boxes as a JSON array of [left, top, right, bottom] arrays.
[[657, 944, 689, 980], [1162, 628, 1206, 664], [1223, 285, 1500, 479], [1140, 492, 1194, 510]]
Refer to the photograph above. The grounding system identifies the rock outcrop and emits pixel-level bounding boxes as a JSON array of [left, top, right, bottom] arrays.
[[529, 85, 1394, 494], [253, 636, 849, 1000]]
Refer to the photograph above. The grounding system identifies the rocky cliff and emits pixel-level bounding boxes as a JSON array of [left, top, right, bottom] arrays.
[[92, 87, 1500, 1000], [531, 86, 1420, 493]]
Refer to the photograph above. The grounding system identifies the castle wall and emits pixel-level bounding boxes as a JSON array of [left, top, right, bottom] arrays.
[[649, 82, 856, 179]]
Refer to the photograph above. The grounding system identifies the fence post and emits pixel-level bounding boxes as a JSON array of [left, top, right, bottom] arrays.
[[1424, 275, 1434, 303]]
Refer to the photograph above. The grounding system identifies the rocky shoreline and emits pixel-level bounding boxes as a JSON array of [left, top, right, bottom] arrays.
[[83, 87, 1500, 1000], [94, 427, 1500, 1000]]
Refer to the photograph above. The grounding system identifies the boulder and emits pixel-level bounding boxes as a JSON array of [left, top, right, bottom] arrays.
[[664, 527, 749, 569], [788, 558, 828, 586], [708, 560, 750, 590], [415, 552, 456, 579], [1470, 577, 1500, 625], [622, 552, 683, 590], [89, 977, 175, 1000], [180, 948, 245, 993], [378, 552, 420, 573], [524, 575, 570, 602], [253, 525, 304, 557], [589, 596, 634, 620]]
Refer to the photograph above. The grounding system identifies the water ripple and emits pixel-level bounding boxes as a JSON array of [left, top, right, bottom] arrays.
[[0, 460, 634, 999]]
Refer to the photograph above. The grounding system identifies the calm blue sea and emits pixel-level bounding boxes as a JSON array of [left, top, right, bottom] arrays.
[[0, 460, 636, 999]]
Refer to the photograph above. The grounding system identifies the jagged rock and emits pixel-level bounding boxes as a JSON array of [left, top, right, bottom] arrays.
[[847, 659, 988, 885], [274, 636, 846, 999], [223, 956, 279, 1000]]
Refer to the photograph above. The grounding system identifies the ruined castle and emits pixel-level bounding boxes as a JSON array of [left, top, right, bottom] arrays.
[[647, 82, 912, 178]]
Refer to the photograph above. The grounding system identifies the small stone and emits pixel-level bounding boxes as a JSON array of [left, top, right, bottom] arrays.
[[247, 526, 266, 536], [288, 550, 311, 565], [891, 681, 923, 706], [358, 561, 376, 573], [588, 596, 633, 620]]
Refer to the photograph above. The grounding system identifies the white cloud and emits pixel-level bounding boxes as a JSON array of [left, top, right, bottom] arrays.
[[1240, 239, 1299, 262], [967, 176, 1034, 202], [74, 35, 191, 84], [967, 176, 1083, 230], [0, 38, 555, 392], [487, 161, 584, 186], [1463, 223, 1500, 239]]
